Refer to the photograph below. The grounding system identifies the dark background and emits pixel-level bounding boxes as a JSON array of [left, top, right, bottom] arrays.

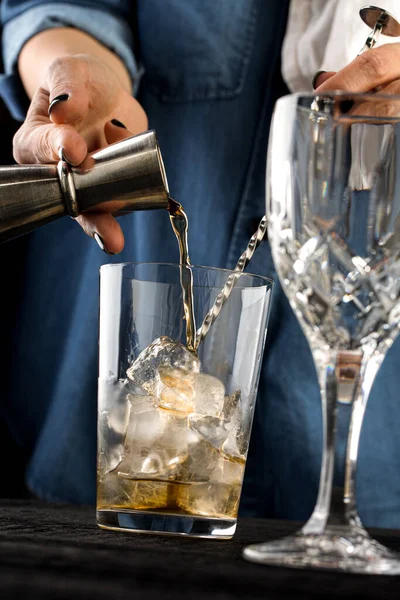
[[0, 97, 31, 499]]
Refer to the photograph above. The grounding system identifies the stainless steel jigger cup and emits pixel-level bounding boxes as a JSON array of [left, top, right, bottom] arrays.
[[0, 130, 169, 243]]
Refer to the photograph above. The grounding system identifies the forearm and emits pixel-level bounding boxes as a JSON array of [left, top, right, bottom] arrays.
[[19, 27, 131, 99]]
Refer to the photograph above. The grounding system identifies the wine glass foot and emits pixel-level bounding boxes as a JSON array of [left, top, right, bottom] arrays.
[[243, 527, 400, 574]]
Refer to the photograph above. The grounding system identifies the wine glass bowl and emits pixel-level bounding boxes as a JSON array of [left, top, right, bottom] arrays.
[[243, 92, 400, 574], [273, 94, 400, 355]]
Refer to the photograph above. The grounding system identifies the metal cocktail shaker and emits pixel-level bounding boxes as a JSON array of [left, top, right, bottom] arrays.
[[0, 130, 169, 243]]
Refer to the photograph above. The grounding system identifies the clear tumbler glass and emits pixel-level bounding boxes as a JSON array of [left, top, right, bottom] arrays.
[[97, 263, 272, 538]]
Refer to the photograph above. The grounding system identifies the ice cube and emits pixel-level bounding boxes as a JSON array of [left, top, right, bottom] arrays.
[[116, 395, 188, 479], [220, 431, 247, 462], [176, 456, 245, 518], [220, 390, 247, 461], [106, 382, 132, 435], [97, 405, 131, 479], [98, 446, 124, 481], [177, 429, 220, 483], [97, 379, 133, 479], [153, 370, 224, 416], [97, 472, 168, 510], [126, 336, 200, 391], [98, 378, 136, 430], [176, 404, 246, 513], [211, 454, 246, 484], [124, 395, 163, 444], [177, 411, 235, 484], [222, 390, 241, 422], [176, 481, 241, 518], [185, 391, 247, 463], [188, 414, 228, 451], [128, 480, 169, 510], [192, 373, 225, 416], [155, 366, 196, 413]]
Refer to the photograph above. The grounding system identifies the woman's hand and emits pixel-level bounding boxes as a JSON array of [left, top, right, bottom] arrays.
[[14, 50, 148, 254], [314, 42, 400, 94]]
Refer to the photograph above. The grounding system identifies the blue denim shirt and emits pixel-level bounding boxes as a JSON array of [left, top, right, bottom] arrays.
[[1, 0, 138, 119], [1, 0, 400, 528]]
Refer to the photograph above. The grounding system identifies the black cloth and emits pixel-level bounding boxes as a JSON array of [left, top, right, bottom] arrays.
[[0, 500, 400, 599]]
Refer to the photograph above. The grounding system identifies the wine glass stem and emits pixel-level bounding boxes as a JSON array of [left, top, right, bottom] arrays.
[[303, 347, 382, 536]]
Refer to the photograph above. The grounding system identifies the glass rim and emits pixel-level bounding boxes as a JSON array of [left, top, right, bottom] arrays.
[[283, 90, 400, 103], [99, 261, 274, 287]]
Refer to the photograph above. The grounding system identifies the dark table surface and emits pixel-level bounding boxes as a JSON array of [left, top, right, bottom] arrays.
[[0, 499, 399, 599]]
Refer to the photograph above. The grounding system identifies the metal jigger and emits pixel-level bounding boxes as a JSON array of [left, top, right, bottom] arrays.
[[0, 130, 169, 243]]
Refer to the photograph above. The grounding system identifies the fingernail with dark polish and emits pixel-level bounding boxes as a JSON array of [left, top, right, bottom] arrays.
[[111, 118, 127, 129], [94, 233, 116, 255], [312, 70, 327, 90], [48, 94, 69, 115]]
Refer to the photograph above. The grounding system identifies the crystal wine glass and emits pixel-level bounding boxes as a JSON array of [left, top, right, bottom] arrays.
[[243, 92, 400, 574]]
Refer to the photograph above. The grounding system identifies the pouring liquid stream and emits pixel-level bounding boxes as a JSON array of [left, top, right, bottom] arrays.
[[168, 197, 268, 353], [168, 197, 196, 352]]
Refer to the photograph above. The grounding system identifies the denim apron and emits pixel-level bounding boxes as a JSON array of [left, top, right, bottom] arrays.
[[2, 0, 400, 527]]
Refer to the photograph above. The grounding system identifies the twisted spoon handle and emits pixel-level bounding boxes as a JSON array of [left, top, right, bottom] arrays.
[[195, 214, 268, 349]]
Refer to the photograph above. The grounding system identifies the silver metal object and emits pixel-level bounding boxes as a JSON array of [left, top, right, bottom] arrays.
[[195, 215, 268, 349], [359, 5, 400, 53], [0, 130, 169, 243]]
